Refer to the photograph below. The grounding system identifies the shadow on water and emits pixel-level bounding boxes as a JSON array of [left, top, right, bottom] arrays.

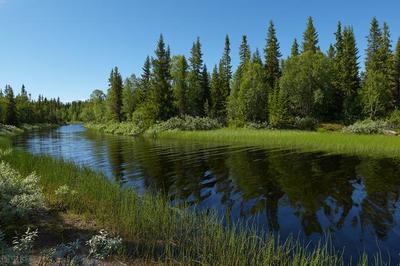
[[12, 124, 400, 263]]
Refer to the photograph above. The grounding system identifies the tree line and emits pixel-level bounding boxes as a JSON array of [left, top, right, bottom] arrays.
[[0, 85, 70, 125], [54, 17, 400, 127]]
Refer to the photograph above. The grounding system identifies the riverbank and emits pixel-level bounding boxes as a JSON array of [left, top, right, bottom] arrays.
[[85, 122, 400, 159], [156, 128, 400, 158], [0, 136, 381, 265], [0, 123, 59, 136]]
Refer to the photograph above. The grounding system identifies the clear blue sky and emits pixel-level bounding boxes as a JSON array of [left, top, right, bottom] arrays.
[[0, 0, 399, 102]]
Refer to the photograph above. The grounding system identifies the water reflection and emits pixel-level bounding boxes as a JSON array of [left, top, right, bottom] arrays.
[[13, 124, 400, 262]]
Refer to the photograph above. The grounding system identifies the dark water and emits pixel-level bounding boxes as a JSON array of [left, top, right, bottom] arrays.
[[13, 124, 400, 262]]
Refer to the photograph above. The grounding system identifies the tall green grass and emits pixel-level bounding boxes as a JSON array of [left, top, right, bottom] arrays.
[[0, 138, 386, 265], [155, 128, 400, 159]]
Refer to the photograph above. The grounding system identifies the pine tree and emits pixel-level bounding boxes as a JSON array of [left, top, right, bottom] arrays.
[[4, 85, 17, 125], [188, 37, 206, 116], [302, 17, 319, 53], [264, 21, 281, 89], [171, 55, 189, 116], [107, 67, 123, 122], [151, 34, 173, 120], [291, 39, 299, 57], [394, 38, 400, 107]]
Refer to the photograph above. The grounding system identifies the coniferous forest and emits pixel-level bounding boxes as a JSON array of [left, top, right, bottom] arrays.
[[68, 17, 400, 132]]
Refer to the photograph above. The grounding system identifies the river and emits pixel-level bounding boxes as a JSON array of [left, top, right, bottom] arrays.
[[12, 124, 400, 263]]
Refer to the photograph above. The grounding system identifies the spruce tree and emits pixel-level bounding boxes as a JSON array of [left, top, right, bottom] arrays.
[[394, 38, 400, 107], [171, 55, 189, 116], [365, 17, 382, 73], [237, 35, 251, 79], [302, 17, 319, 53], [107, 67, 123, 122], [151, 34, 173, 120], [201, 65, 211, 115], [239, 35, 251, 66], [210, 65, 223, 118], [4, 85, 17, 125], [219, 35, 232, 95], [140, 56, 152, 98], [188, 37, 205, 116], [341, 27, 361, 122], [215, 35, 232, 119], [291, 39, 299, 57], [264, 21, 281, 89]]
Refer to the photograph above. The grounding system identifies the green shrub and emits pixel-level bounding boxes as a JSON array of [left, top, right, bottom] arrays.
[[293, 117, 318, 130], [387, 109, 400, 129], [87, 230, 123, 260], [244, 122, 269, 130], [131, 103, 158, 132], [342, 119, 388, 134], [0, 228, 38, 266], [0, 162, 44, 225], [150, 116, 222, 132]]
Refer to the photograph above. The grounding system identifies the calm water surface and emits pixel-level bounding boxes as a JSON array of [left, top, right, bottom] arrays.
[[13, 124, 400, 262]]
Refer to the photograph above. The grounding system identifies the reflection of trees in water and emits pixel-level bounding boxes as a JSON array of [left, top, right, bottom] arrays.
[[81, 131, 400, 240], [227, 149, 284, 232], [357, 159, 400, 240]]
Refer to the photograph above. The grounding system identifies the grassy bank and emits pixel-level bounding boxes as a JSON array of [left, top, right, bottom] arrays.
[[0, 123, 59, 136], [0, 137, 382, 265], [155, 128, 400, 159]]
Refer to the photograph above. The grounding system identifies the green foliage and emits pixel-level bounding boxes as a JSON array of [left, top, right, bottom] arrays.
[[150, 115, 222, 132], [107, 67, 124, 122], [149, 34, 174, 120], [302, 17, 319, 53], [87, 230, 123, 260], [0, 228, 38, 266], [293, 117, 318, 130], [361, 70, 391, 118], [279, 51, 334, 119], [233, 61, 268, 124], [393, 39, 400, 107], [264, 21, 281, 89], [342, 119, 388, 134], [3, 85, 17, 125], [290, 38, 299, 57], [121, 75, 140, 121], [0, 162, 44, 225], [171, 55, 189, 115], [387, 109, 400, 129]]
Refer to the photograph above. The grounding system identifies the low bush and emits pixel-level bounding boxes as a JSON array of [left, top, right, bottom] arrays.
[[387, 109, 400, 129], [244, 122, 270, 130], [150, 116, 222, 132], [293, 117, 318, 130], [342, 119, 388, 134], [0, 228, 38, 266], [87, 230, 123, 260], [0, 162, 44, 225]]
